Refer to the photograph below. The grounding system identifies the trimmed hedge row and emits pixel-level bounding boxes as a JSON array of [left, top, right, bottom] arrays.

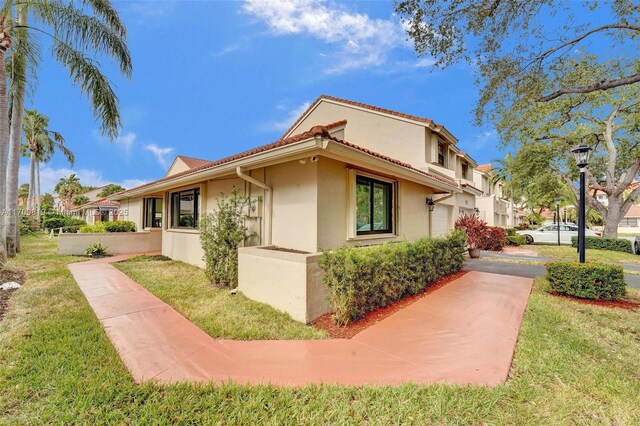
[[546, 261, 626, 301], [319, 231, 466, 325], [78, 221, 136, 234], [43, 217, 86, 230], [570, 236, 632, 253], [506, 235, 526, 245]]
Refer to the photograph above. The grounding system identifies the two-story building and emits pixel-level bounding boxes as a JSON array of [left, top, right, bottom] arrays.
[[473, 164, 517, 227]]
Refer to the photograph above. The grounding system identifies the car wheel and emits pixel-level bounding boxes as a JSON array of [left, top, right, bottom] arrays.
[[524, 235, 534, 245]]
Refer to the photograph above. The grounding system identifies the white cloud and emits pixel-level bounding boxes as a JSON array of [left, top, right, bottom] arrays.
[[211, 44, 240, 58], [115, 131, 136, 151], [144, 143, 174, 167], [475, 129, 497, 143], [19, 165, 149, 194], [243, 0, 413, 74], [263, 101, 311, 132]]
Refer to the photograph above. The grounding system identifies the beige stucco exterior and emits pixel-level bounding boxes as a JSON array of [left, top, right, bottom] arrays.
[[57, 229, 161, 255]]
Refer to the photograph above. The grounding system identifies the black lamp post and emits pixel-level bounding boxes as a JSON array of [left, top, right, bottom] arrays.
[[570, 142, 593, 263], [554, 198, 561, 246], [426, 197, 435, 237]]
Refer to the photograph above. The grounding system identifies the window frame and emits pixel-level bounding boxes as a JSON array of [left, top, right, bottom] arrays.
[[461, 161, 469, 179], [437, 141, 446, 167], [143, 197, 164, 229], [355, 174, 395, 236], [169, 188, 200, 229]]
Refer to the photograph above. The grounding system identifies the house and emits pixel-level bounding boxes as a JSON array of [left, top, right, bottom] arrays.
[[472, 164, 517, 227], [70, 185, 124, 224], [110, 95, 482, 322]]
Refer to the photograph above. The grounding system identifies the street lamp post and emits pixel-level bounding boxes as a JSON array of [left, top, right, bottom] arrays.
[[570, 142, 593, 263], [554, 198, 561, 246]]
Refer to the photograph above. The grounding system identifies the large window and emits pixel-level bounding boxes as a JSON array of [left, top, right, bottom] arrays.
[[437, 142, 446, 167], [620, 218, 638, 227], [170, 188, 199, 229], [461, 161, 469, 179], [144, 197, 163, 228], [356, 175, 394, 235]]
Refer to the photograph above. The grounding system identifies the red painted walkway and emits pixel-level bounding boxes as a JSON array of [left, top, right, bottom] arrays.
[[68, 258, 533, 387]]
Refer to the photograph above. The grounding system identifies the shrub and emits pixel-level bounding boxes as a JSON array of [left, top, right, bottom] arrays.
[[505, 227, 517, 236], [43, 217, 86, 230], [477, 226, 506, 251], [79, 222, 107, 233], [570, 235, 632, 254], [319, 231, 466, 326], [454, 214, 488, 249], [546, 261, 626, 301], [103, 221, 136, 232], [506, 235, 526, 246], [517, 222, 531, 230], [61, 225, 82, 233], [20, 215, 40, 235], [200, 189, 255, 288], [85, 242, 108, 257]]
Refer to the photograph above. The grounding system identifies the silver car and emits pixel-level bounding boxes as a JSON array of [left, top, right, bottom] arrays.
[[517, 224, 601, 245]]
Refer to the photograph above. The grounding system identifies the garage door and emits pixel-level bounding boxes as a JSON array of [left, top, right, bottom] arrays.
[[432, 205, 452, 237]]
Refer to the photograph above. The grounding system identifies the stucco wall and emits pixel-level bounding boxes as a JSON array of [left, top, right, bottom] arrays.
[[162, 230, 204, 267], [57, 229, 161, 255], [238, 246, 331, 323], [118, 197, 144, 230]]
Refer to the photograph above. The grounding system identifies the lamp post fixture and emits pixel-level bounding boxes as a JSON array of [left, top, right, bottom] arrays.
[[554, 198, 561, 246], [570, 141, 593, 263], [426, 197, 435, 237]]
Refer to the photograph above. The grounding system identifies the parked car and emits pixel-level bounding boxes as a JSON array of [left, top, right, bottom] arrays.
[[516, 224, 601, 245]]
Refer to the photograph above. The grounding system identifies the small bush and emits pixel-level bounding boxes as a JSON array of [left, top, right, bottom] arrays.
[[454, 214, 488, 249], [61, 225, 82, 234], [517, 223, 531, 230], [477, 227, 506, 251], [85, 242, 108, 257], [103, 221, 136, 232], [505, 228, 517, 236], [546, 261, 626, 301], [570, 236, 632, 254], [20, 215, 40, 235], [79, 222, 107, 233], [200, 189, 255, 288], [43, 217, 86, 230], [506, 235, 526, 246], [319, 231, 466, 325]]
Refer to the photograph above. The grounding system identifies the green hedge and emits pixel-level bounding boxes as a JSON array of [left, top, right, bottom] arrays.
[[546, 261, 626, 301], [79, 223, 106, 233], [319, 231, 466, 325], [103, 221, 136, 232], [506, 235, 526, 246], [43, 217, 86, 230], [570, 236, 632, 253]]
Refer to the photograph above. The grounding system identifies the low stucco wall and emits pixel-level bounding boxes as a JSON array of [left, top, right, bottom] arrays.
[[58, 229, 162, 255], [238, 246, 332, 324]]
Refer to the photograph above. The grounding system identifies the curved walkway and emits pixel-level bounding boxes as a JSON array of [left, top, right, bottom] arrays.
[[68, 257, 533, 387]]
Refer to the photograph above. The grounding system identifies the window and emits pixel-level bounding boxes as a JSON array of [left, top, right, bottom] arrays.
[[144, 197, 163, 228], [355, 175, 394, 235], [620, 218, 638, 227], [170, 188, 199, 229], [437, 142, 446, 166], [461, 161, 468, 179]]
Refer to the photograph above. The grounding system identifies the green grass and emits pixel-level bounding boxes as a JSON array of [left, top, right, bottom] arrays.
[[536, 245, 640, 264], [0, 234, 639, 424], [113, 256, 327, 340]]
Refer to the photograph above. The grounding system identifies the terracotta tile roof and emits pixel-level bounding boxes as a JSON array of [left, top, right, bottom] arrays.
[[282, 95, 441, 139], [177, 155, 211, 169], [117, 121, 457, 196], [461, 183, 483, 193], [625, 204, 640, 218], [72, 197, 120, 210], [475, 164, 492, 173]]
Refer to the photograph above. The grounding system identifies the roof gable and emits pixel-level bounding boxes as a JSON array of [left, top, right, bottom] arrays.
[[165, 155, 211, 177]]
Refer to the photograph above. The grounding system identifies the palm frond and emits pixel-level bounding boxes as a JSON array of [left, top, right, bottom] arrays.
[[6, 14, 41, 101], [52, 39, 120, 139], [82, 0, 126, 38], [29, 0, 132, 76]]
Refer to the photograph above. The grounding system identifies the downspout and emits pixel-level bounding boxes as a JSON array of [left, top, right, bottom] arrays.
[[236, 166, 272, 246]]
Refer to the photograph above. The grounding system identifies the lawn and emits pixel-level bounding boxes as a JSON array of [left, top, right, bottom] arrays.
[[1, 234, 639, 424], [536, 245, 640, 264], [114, 255, 327, 340]]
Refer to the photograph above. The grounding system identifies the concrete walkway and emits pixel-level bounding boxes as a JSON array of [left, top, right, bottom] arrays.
[[69, 258, 533, 387]]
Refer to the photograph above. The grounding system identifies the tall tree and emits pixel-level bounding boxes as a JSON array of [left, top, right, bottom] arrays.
[[17, 182, 28, 206], [0, 14, 12, 266], [53, 174, 82, 211], [1, 0, 132, 257], [21, 109, 73, 210], [97, 184, 125, 197]]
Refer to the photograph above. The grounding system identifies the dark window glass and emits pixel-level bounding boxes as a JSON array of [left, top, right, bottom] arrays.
[[438, 142, 446, 166], [461, 162, 468, 179], [144, 198, 163, 228], [356, 175, 393, 235], [170, 188, 199, 229]]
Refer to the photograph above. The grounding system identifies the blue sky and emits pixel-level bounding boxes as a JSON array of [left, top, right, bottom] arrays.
[[21, 0, 506, 193]]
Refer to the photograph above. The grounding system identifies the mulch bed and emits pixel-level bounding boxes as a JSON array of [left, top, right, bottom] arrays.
[[312, 270, 469, 339], [549, 292, 640, 311], [0, 269, 26, 322]]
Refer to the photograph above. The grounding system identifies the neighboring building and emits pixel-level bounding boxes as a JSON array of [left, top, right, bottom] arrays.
[[70, 185, 126, 224], [617, 204, 640, 234], [472, 164, 517, 227]]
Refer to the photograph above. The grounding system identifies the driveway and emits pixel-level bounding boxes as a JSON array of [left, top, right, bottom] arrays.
[[69, 259, 533, 387]]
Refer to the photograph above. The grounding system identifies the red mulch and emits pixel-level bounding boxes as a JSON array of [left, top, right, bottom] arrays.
[[549, 292, 640, 311], [312, 270, 469, 339], [0, 269, 26, 323]]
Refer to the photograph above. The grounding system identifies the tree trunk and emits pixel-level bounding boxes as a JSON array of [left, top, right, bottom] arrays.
[[6, 7, 28, 257], [28, 152, 36, 210], [602, 194, 623, 238], [0, 44, 10, 267], [36, 160, 41, 208]]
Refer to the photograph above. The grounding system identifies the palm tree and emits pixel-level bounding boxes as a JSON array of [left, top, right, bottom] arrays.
[[17, 182, 28, 206], [53, 174, 82, 211], [1, 0, 131, 257], [21, 109, 73, 210]]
